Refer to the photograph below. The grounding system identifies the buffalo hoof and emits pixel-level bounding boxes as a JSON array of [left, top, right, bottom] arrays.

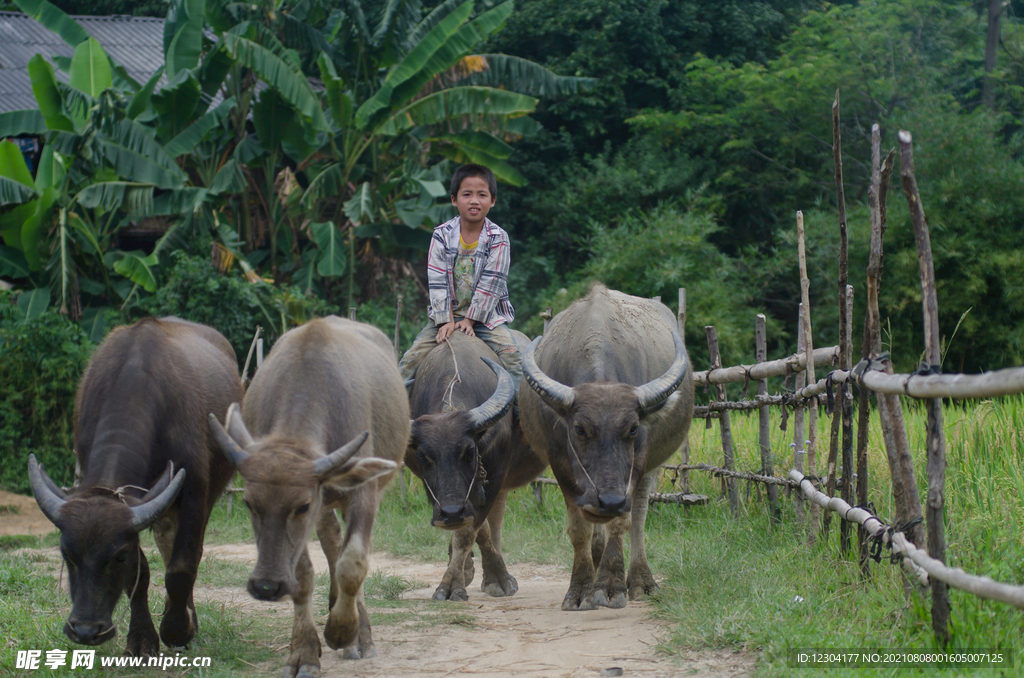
[[591, 588, 627, 609], [289, 664, 320, 678], [159, 604, 197, 649], [627, 577, 659, 601], [124, 628, 159, 658], [432, 583, 468, 602], [482, 574, 518, 598], [342, 643, 377, 660], [561, 589, 597, 611], [324, 617, 358, 651]]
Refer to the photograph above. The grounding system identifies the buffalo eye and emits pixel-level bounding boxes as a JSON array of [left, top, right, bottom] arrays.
[[627, 425, 639, 437], [418, 452, 434, 467], [114, 550, 129, 564], [295, 503, 310, 516], [574, 424, 586, 437]]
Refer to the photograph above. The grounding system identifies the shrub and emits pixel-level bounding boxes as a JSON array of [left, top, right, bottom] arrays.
[[0, 293, 94, 494]]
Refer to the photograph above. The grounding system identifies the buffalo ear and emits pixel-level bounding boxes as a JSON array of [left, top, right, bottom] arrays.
[[321, 458, 398, 491]]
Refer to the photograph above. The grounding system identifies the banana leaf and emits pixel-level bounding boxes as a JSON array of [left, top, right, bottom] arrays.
[[310, 220, 346, 277], [0, 244, 31, 278], [0, 110, 48, 137], [68, 38, 112, 98], [113, 250, 159, 292], [16, 286, 51, 321], [27, 55, 75, 132], [377, 86, 537, 136], [14, 0, 89, 47]]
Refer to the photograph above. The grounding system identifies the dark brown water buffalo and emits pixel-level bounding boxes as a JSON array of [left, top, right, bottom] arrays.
[[208, 316, 406, 677], [28, 317, 242, 655], [405, 330, 546, 601], [519, 284, 694, 611]]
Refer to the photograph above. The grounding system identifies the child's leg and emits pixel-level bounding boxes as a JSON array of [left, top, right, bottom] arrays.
[[399, 322, 441, 381], [474, 324, 523, 396]]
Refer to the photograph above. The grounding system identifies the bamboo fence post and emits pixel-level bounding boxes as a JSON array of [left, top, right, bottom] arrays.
[[706, 326, 738, 515], [840, 284, 854, 553], [393, 294, 403, 359], [796, 211, 820, 539], [756, 314, 780, 525], [899, 129, 950, 645], [678, 288, 690, 494], [349, 306, 357, 321], [792, 307, 806, 522], [824, 386, 841, 539]]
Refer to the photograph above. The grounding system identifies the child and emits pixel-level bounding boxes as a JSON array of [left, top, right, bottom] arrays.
[[399, 164, 523, 398]]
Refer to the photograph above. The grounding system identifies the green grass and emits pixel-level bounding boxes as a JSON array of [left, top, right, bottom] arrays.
[[3, 396, 1022, 676]]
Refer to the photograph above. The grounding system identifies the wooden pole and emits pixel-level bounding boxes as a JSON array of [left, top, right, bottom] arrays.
[[793, 306, 806, 522], [840, 284, 854, 554], [706, 326, 738, 515], [349, 306, 357, 321], [756, 314, 780, 525], [393, 294, 403, 360], [678, 288, 689, 494], [899, 129, 950, 645], [796, 211, 820, 539]]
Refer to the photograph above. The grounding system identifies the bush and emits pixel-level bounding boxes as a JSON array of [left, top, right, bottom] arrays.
[[136, 252, 335, 372], [0, 293, 94, 494]]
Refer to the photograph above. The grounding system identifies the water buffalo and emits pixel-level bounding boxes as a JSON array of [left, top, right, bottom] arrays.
[[208, 316, 406, 677], [519, 284, 694, 611], [28, 317, 242, 655], [405, 330, 547, 601]]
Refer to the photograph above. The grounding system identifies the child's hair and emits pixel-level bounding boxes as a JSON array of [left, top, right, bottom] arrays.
[[450, 164, 497, 199]]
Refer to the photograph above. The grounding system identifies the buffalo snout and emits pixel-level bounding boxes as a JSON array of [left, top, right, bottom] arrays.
[[65, 619, 116, 646], [248, 577, 287, 601], [432, 502, 474, 530], [577, 491, 632, 521]]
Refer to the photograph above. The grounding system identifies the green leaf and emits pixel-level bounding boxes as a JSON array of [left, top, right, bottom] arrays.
[[195, 48, 234, 105], [68, 38, 112, 98], [301, 163, 345, 210], [126, 67, 165, 120], [208, 159, 246, 195], [0, 201, 37, 248], [0, 110, 48, 137], [21, 188, 55, 271], [35, 146, 66, 191], [166, 20, 203, 77], [14, 0, 90, 47], [100, 119, 188, 189], [164, 96, 236, 158], [28, 55, 75, 132], [151, 69, 202, 139], [252, 88, 295, 150], [317, 52, 352, 129], [457, 54, 596, 97], [80, 306, 110, 343], [378, 86, 537, 136], [310, 221, 346, 277], [66, 211, 101, 255], [74, 182, 156, 216], [0, 139, 37, 189], [16, 287, 50, 321], [0, 244, 31, 278], [416, 178, 447, 198], [219, 32, 330, 132], [343, 182, 374, 224], [152, 187, 208, 214], [437, 143, 526, 186], [433, 130, 514, 159], [354, 0, 473, 131], [0, 176, 39, 206], [113, 250, 159, 292]]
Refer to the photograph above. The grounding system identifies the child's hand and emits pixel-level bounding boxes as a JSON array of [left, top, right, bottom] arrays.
[[435, 321, 457, 343], [454, 318, 476, 337]]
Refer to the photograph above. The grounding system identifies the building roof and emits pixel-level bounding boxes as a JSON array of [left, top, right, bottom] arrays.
[[0, 12, 166, 113]]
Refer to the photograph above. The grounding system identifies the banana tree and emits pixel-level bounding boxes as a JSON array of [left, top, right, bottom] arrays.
[[295, 0, 593, 307]]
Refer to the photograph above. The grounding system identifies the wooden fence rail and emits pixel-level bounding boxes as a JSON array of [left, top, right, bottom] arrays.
[[692, 346, 839, 387]]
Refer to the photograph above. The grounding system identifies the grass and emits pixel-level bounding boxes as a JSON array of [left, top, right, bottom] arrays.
[[3, 396, 1022, 677]]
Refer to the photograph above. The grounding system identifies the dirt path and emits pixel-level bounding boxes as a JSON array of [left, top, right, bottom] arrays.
[[1, 493, 754, 678], [204, 544, 755, 678]]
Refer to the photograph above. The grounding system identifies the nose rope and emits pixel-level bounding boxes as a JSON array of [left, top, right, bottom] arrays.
[[566, 429, 598, 493], [423, 454, 482, 517], [442, 340, 462, 412]]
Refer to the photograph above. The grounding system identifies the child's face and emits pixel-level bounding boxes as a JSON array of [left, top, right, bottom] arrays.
[[451, 176, 495, 228]]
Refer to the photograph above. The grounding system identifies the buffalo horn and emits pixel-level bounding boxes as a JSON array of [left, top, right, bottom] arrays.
[[521, 335, 575, 410], [209, 413, 250, 466], [225, 403, 254, 447], [28, 454, 67, 527], [467, 357, 516, 432], [138, 462, 174, 503], [315, 431, 370, 476], [635, 329, 690, 411], [129, 468, 186, 531]]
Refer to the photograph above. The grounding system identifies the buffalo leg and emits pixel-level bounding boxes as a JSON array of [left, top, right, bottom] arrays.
[[476, 518, 518, 597], [324, 488, 376, 658], [151, 506, 201, 648], [433, 525, 475, 601], [286, 547, 321, 678], [626, 472, 659, 599], [316, 506, 344, 613], [591, 514, 629, 609], [486, 490, 508, 554], [561, 491, 597, 611], [123, 548, 159, 657]]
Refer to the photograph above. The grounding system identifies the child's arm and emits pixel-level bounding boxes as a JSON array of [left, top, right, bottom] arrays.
[[426, 227, 454, 341]]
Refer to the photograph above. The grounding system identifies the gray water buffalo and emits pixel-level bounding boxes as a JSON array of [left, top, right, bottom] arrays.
[[209, 316, 406, 677], [28, 317, 242, 655], [520, 284, 694, 611], [406, 331, 547, 601]]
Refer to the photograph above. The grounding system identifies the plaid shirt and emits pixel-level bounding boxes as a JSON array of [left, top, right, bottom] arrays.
[[427, 216, 515, 329]]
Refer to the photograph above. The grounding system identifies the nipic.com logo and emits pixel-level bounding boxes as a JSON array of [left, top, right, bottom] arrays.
[[16, 649, 213, 671]]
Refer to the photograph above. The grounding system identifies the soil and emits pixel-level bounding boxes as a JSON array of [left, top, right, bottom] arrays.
[[2, 491, 755, 678]]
